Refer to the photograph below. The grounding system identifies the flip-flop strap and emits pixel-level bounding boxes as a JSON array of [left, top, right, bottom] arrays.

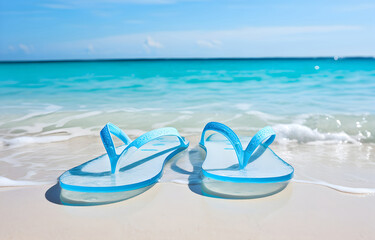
[[128, 127, 187, 149], [109, 126, 187, 174], [199, 122, 245, 168], [100, 123, 132, 173], [200, 122, 276, 169], [244, 126, 276, 165]]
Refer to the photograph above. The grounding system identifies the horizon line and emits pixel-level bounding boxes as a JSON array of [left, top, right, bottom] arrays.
[[1, 56, 374, 64]]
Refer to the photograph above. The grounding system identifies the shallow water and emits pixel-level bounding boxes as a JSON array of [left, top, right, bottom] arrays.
[[0, 58, 374, 193]]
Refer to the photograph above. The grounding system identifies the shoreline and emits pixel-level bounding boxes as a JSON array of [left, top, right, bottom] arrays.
[[1, 134, 375, 192]]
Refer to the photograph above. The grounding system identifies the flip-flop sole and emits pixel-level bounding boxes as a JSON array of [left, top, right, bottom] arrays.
[[59, 136, 188, 204], [200, 133, 293, 198]]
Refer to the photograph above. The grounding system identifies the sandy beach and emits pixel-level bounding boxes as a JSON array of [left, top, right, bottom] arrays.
[[1, 181, 374, 240], [1, 132, 375, 239]]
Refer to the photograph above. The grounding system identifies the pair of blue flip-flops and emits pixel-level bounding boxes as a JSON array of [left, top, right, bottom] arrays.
[[59, 122, 294, 203]]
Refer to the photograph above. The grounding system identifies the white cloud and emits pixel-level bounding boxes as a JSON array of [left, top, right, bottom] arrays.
[[19, 44, 32, 54], [144, 36, 163, 49], [40, 0, 183, 9], [50, 24, 368, 59], [6, 44, 33, 54], [86, 44, 94, 53], [124, 19, 144, 24], [41, 3, 73, 9], [196, 39, 222, 48], [336, 3, 375, 12]]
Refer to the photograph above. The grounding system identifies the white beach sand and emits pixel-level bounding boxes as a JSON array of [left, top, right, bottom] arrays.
[[0, 182, 374, 240], [1, 134, 374, 240]]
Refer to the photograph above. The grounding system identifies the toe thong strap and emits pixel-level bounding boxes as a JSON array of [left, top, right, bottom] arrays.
[[101, 123, 188, 174], [200, 122, 246, 168], [100, 123, 132, 174], [200, 122, 276, 169]]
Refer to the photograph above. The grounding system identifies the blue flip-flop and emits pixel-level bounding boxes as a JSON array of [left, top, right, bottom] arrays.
[[199, 122, 294, 198], [59, 123, 189, 204]]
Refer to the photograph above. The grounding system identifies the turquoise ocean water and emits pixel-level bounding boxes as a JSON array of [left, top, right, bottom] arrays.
[[0, 58, 374, 192]]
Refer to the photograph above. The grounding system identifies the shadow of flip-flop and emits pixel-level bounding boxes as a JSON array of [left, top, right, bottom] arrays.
[[45, 181, 155, 206], [170, 146, 204, 195], [45, 183, 62, 205]]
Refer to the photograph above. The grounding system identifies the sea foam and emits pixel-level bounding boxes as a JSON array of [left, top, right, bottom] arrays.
[[1, 127, 96, 148], [293, 179, 375, 195], [273, 124, 359, 144], [0, 176, 51, 187]]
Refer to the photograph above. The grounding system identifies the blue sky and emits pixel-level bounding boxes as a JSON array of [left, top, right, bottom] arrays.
[[0, 0, 374, 60]]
